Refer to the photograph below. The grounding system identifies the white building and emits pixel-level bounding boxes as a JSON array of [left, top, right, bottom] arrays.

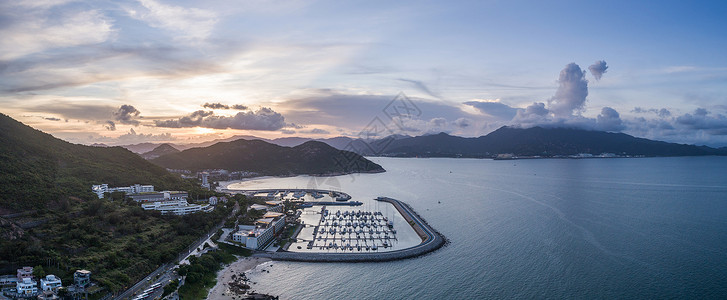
[[232, 217, 285, 250], [40, 275, 62, 292], [129, 191, 187, 202], [16, 278, 38, 296], [142, 200, 210, 215], [91, 184, 154, 199], [200, 172, 209, 189]]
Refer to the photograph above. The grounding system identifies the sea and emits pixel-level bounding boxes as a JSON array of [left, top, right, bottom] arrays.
[[225, 156, 727, 299]]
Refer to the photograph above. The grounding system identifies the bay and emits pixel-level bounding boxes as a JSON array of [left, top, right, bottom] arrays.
[[229, 156, 727, 299]]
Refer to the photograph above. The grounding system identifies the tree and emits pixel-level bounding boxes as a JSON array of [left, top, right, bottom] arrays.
[[33, 265, 46, 279]]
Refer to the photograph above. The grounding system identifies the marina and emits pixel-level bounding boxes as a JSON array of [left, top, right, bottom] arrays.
[[302, 207, 398, 252]]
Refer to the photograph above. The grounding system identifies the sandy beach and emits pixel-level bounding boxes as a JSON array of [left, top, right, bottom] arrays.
[[207, 257, 273, 299]]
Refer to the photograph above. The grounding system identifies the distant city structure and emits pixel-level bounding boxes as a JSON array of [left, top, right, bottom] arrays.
[[91, 183, 154, 199], [200, 172, 210, 189]]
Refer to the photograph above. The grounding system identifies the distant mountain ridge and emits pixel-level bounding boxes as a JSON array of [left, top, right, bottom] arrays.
[[150, 139, 385, 175], [123, 126, 726, 159], [363, 126, 727, 157], [141, 143, 180, 160]]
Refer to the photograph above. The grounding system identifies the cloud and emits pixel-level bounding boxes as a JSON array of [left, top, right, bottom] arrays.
[[454, 117, 471, 128], [154, 110, 214, 128], [115, 128, 175, 144], [464, 100, 518, 120], [114, 105, 141, 125], [0, 7, 113, 60], [428, 117, 447, 127], [280, 129, 296, 134], [129, 0, 217, 42], [203, 102, 229, 109], [155, 107, 287, 131], [588, 60, 608, 80], [43, 116, 61, 121], [548, 63, 589, 118], [675, 108, 727, 134], [398, 78, 440, 99], [301, 128, 330, 134], [202, 102, 249, 110], [512, 102, 549, 125], [24, 103, 116, 121], [632, 107, 672, 118], [104, 120, 116, 131], [596, 107, 624, 131]]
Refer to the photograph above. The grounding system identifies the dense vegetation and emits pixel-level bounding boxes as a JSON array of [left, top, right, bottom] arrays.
[[0, 197, 236, 292], [360, 126, 727, 157], [0, 113, 243, 293], [150, 139, 385, 175], [0, 113, 187, 210]]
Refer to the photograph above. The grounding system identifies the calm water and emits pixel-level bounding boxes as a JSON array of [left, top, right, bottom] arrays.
[[233, 157, 727, 299]]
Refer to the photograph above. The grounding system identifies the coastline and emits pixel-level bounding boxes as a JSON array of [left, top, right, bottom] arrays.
[[207, 257, 273, 299]]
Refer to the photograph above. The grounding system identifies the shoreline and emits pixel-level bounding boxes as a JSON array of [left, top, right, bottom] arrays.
[[207, 257, 273, 299]]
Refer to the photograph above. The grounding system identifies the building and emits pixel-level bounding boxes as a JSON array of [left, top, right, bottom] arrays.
[[91, 184, 154, 199], [40, 275, 62, 292], [141, 200, 210, 215], [129, 191, 188, 202], [231, 216, 285, 250], [0, 275, 17, 286], [17, 266, 33, 281], [208, 196, 218, 205], [16, 278, 38, 296], [200, 172, 209, 189], [74, 270, 91, 288]]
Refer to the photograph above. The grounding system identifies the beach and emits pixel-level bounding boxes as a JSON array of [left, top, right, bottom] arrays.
[[207, 257, 272, 299]]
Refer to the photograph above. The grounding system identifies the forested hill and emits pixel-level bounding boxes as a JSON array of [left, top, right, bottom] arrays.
[[151, 139, 385, 175], [0, 113, 185, 210]]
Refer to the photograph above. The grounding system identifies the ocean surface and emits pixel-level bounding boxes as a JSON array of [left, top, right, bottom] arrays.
[[228, 157, 727, 299]]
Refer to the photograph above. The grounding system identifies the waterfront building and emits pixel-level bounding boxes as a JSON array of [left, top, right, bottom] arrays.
[[16, 278, 38, 296], [141, 200, 210, 215], [40, 275, 62, 292], [232, 217, 285, 250], [74, 270, 91, 288]]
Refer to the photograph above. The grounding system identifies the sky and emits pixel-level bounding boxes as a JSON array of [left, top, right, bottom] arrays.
[[1, 0, 727, 147]]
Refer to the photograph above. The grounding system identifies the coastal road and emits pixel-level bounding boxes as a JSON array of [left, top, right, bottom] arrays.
[[114, 202, 239, 299]]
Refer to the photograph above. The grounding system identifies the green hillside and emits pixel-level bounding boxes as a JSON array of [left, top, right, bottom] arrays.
[[0, 113, 185, 210], [0, 113, 234, 293]]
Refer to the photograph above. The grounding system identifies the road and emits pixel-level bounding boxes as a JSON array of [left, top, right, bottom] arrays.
[[114, 202, 240, 300]]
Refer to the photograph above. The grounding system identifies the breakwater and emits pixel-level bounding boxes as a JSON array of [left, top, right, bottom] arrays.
[[263, 197, 445, 262]]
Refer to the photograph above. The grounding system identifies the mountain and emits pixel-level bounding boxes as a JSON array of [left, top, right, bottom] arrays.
[[362, 126, 726, 157], [0, 113, 185, 210], [150, 139, 385, 175], [141, 143, 180, 160]]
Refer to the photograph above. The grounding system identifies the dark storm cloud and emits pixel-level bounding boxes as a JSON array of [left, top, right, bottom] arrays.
[[104, 120, 116, 131]]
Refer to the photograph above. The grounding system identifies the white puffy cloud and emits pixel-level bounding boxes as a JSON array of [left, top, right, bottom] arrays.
[[548, 63, 589, 118]]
